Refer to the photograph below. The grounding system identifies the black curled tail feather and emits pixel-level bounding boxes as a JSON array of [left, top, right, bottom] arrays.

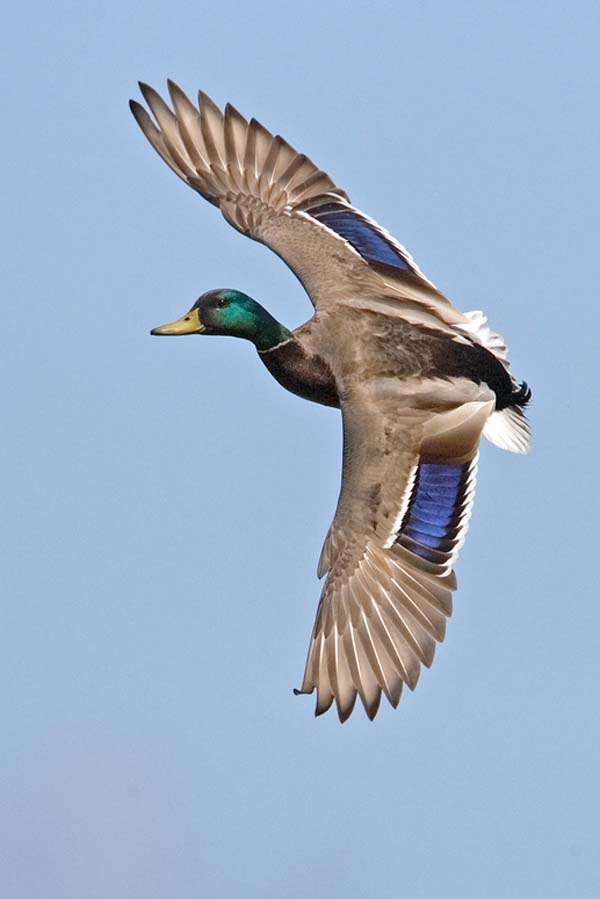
[[496, 378, 532, 412], [511, 380, 532, 408]]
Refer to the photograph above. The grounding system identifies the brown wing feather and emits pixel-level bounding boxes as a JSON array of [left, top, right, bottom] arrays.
[[297, 379, 494, 721], [130, 82, 473, 332]]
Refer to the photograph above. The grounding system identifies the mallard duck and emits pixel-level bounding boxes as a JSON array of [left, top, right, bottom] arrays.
[[130, 81, 531, 722]]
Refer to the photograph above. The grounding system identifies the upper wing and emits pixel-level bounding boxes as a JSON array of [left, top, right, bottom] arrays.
[[130, 82, 467, 333], [296, 377, 495, 721]]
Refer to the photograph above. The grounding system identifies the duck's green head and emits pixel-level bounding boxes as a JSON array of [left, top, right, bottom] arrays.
[[150, 289, 291, 352]]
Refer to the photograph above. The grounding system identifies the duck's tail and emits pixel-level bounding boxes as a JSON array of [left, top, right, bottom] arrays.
[[483, 399, 531, 453], [458, 310, 531, 454]]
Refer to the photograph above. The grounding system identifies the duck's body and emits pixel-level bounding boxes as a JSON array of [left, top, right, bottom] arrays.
[[259, 310, 526, 413], [131, 82, 531, 722]]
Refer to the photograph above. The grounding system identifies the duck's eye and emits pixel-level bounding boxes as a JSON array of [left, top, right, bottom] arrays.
[[216, 297, 227, 308]]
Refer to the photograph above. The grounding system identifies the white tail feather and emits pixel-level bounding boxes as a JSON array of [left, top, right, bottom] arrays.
[[483, 406, 531, 453], [458, 309, 509, 365]]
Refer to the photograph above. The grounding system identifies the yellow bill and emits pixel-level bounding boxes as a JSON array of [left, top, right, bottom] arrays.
[[150, 307, 205, 336]]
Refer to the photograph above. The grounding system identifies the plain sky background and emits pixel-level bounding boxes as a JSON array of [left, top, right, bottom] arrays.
[[4, 1, 599, 897]]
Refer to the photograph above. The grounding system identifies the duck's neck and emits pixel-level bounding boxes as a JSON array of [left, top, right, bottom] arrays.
[[252, 312, 292, 352]]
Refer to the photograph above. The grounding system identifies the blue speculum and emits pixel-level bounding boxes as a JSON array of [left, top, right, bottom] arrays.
[[398, 463, 470, 562], [309, 203, 413, 271]]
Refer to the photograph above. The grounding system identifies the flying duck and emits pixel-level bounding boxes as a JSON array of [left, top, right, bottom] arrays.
[[130, 81, 531, 722]]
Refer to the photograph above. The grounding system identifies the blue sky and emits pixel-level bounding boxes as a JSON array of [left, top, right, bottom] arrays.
[[5, 1, 600, 896]]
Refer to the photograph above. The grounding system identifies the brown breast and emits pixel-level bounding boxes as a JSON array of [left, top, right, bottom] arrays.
[[258, 338, 340, 408]]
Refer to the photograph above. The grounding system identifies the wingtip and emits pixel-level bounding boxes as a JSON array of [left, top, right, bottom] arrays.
[[138, 81, 162, 107], [361, 691, 382, 721], [315, 693, 335, 717], [224, 100, 244, 119], [336, 696, 357, 724], [129, 98, 147, 125], [198, 88, 222, 117], [167, 78, 184, 102]]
